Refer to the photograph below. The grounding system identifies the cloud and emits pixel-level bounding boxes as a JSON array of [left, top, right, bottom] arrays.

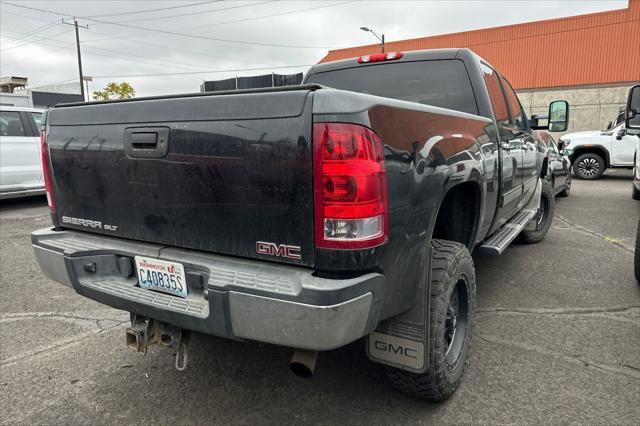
[[0, 0, 628, 97]]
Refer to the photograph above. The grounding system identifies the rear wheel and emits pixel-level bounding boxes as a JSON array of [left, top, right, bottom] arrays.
[[520, 180, 555, 243], [558, 173, 571, 197], [574, 153, 605, 180], [385, 240, 476, 401]]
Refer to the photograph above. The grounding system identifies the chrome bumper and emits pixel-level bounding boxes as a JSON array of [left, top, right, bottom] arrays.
[[32, 228, 384, 351]]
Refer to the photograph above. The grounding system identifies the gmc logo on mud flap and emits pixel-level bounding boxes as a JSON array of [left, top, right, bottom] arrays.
[[374, 341, 418, 359], [255, 241, 301, 260], [368, 332, 424, 370]]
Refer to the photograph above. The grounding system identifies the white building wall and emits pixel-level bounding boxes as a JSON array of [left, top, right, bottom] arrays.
[[517, 82, 640, 138]]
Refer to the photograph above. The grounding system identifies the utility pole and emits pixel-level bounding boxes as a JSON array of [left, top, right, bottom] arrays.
[[62, 19, 89, 101], [74, 19, 84, 100]]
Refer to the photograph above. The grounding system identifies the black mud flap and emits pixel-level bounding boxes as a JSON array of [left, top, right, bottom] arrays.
[[365, 245, 430, 373]]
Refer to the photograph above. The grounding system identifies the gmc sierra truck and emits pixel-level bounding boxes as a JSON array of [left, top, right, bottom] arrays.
[[32, 48, 568, 401]]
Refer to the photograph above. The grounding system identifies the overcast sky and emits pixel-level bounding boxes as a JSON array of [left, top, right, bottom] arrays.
[[0, 0, 629, 97]]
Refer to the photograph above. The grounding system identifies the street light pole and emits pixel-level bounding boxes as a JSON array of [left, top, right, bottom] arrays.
[[360, 26, 385, 53]]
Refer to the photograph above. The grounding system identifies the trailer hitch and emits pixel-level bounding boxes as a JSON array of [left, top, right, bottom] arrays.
[[125, 315, 190, 371]]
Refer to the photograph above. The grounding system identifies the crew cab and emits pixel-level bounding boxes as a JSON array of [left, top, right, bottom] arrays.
[[31, 48, 568, 401], [560, 110, 637, 179]]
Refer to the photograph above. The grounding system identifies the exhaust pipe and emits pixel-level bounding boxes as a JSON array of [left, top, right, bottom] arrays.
[[290, 349, 318, 378]]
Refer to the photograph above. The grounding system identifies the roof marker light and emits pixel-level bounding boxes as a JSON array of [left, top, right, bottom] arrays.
[[357, 52, 404, 64]]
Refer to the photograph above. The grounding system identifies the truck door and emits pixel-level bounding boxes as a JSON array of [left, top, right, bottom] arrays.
[[480, 63, 523, 230], [500, 76, 538, 199], [610, 124, 637, 165]]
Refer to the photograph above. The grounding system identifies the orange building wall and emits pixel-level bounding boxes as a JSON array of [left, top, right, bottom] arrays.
[[319, 0, 640, 90]]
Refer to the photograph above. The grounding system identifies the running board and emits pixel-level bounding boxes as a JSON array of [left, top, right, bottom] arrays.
[[477, 209, 537, 256]]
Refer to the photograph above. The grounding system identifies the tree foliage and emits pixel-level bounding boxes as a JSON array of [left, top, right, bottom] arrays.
[[92, 82, 136, 101]]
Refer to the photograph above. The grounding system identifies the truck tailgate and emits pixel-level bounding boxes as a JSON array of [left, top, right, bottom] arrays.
[[46, 89, 315, 267]]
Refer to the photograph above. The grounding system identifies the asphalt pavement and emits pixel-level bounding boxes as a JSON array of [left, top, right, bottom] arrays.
[[1, 170, 638, 425]]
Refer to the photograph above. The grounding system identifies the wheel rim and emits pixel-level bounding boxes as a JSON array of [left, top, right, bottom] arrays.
[[444, 278, 469, 368], [578, 158, 600, 177], [533, 192, 550, 229]]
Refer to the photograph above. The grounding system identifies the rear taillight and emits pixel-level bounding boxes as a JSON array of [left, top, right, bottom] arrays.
[[40, 130, 55, 212], [313, 123, 388, 249], [357, 52, 403, 63]]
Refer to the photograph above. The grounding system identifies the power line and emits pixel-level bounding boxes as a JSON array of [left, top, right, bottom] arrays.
[[0, 1, 342, 49], [1, 26, 267, 73], [92, 64, 313, 79], [83, 29, 274, 67], [1, 28, 72, 52], [84, 1, 221, 19], [0, 20, 59, 46], [94, 0, 276, 25]]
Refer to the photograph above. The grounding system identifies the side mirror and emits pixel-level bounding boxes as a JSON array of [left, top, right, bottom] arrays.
[[626, 85, 640, 130], [548, 100, 569, 132], [615, 128, 626, 140], [606, 121, 613, 130], [560, 148, 573, 157]]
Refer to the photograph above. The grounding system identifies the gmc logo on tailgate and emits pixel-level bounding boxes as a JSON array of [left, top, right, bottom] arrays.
[[256, 241, 301, 260]]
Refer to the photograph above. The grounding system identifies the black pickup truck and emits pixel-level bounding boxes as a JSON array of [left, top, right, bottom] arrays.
[[32, 48, 568, 401]]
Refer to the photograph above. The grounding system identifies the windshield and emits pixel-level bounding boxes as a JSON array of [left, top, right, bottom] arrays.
[[306, 59, 478, 116]]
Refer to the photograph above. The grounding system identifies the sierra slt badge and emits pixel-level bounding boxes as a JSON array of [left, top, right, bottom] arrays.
[[61, 216, 118, 231], [255, 241, 301, 260]]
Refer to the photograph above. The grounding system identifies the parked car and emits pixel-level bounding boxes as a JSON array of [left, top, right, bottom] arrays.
[[538, 131, 572, 197], [559, 109, 637, 180], [0, 106, 45, 199], [31, 48, 568, 401]]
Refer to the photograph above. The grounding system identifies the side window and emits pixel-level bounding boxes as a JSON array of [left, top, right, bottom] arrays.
[[480, 62, 510, 137], [500, 77, 528, 132], [547, 135, 558, 154], [0, 111, 26, 137], [31, 112, 43, 136]]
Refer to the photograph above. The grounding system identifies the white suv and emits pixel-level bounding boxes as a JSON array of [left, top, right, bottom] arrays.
[[0, 106, 45, 199], [559, 110, 637, 180]]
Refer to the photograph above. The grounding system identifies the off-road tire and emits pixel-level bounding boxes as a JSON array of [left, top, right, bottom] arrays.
[[635, 220, 639, 284], [574, 153, 605, 180], [385, 239, 476, 401], [520, 180, 555, 243], [558, 173, 571, 198]]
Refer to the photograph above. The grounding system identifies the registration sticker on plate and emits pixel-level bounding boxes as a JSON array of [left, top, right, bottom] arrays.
[[135, 256, 188, 298]]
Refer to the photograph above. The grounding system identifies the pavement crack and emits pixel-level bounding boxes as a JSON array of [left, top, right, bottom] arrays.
[[0, 320, 127, 367], [477, 333, 640, 379], [0, 311, 128, 331], [477, 305, 640, 315], [554, 214, 634, 253]]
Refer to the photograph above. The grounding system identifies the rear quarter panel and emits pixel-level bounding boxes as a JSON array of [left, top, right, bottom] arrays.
[[312, 89, 494, 318]]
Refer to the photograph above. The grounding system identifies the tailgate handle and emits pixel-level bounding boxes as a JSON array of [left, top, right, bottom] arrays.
[[131, 132, 158, 148], [125, 127, 170, 159]]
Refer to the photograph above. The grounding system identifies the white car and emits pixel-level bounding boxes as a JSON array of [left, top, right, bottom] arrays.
[[0, 106, 45, 199], [559, 111, 637, 180]]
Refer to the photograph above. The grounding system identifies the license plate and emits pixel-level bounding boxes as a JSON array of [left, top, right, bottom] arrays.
[[135, 256, 187, 298]]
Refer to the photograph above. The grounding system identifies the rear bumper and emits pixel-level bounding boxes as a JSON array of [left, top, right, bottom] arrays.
[[31, 228, 384, 351]]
